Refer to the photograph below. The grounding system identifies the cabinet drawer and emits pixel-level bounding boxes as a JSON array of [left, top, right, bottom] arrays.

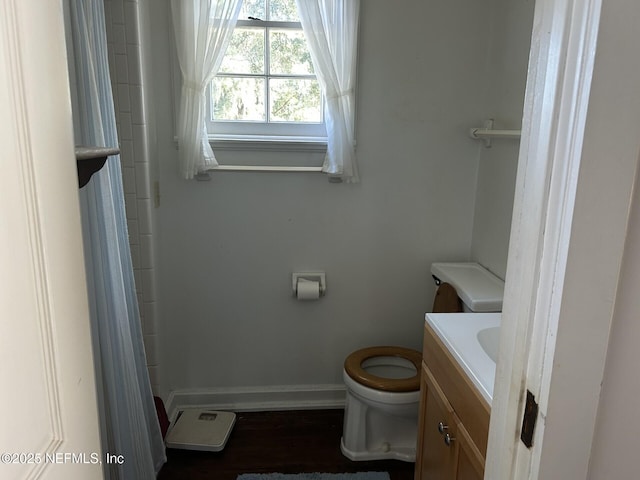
[[422, 323, 490, 456]]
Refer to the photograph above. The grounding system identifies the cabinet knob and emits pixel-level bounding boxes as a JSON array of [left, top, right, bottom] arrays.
[[444, 433, 456, 446], [438, 422, 448, 434]]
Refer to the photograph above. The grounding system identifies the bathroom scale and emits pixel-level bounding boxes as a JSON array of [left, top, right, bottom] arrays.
[[165, 408, 236, 451]]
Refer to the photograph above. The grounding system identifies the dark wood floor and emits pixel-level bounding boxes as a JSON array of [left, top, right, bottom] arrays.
[[158, 409, 415, 480]]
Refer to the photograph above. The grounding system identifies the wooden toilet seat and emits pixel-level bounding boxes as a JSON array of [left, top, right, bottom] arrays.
[[344, 346, 422, 392]]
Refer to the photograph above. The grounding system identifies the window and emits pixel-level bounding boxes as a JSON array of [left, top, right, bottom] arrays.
[[207, 0, 325, 141]]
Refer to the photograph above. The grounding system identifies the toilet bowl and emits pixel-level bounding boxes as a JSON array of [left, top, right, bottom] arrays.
[[340, 346, 422, 462], [340, 262, 505, 463]]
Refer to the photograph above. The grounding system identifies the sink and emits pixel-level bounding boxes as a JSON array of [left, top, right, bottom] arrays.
[[477, 326, 500, 362], [425, 312, 501, 403]]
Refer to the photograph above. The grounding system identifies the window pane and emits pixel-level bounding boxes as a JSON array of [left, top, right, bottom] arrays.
[[219, 28, 265, 75], [212, 77, 266, 121], [269, 0, 299, 21], [269, 29, 314, 75], [269, 78, 321, 122], [239, 0, 265, 20]]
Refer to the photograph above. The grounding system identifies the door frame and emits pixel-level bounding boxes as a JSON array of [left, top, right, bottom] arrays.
[[0, 1, 103, 478], [486, 0, 640, 478]]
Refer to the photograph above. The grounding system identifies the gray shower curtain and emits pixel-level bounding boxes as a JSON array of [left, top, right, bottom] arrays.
[[66, 0, 166, 477]]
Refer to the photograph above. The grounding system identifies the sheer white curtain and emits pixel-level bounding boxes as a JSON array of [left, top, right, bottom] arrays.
[[67, 0, 165, 477], [171, 0, 242, 179], [296, 0, 360, 183]]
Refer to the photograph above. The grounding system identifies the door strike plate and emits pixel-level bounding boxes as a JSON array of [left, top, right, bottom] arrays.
[[520, 389, 538, 448]]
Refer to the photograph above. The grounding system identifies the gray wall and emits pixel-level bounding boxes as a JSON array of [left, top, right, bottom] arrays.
[[471, 0, 535, 280], [146, 0, 533, 395], [588, 121, 640, 480]]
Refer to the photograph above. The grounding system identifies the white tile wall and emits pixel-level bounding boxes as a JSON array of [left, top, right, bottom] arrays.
[[134, 162, 151, 198], [115, 54, 129, 83], [104, 0, 160, 395], [118, 112, 133, 140], [117, 83, 131, 111], [119, 139, 134, 167], [111, 0, 125, 24], [112, 25, 127, 54]]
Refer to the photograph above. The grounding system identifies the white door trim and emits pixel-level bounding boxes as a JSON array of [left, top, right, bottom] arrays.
[[487, 0, 640, 478], [0, 1, 103, 478], [486, 0, 603, 475]]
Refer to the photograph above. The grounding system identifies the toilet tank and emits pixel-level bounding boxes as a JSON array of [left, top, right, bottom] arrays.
[[431, 262, 504, 312]]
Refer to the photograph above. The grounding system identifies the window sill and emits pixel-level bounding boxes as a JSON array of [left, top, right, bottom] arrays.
[[172, 135, 328, 177], [208, 134, 327, 153], [173, 135, 327, 153]]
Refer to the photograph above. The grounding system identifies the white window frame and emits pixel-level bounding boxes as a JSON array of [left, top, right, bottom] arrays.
[[206, 16, 327, 146]]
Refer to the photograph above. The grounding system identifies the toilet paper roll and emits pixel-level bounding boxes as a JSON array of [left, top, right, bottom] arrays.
[[296, 279, 320, 300]]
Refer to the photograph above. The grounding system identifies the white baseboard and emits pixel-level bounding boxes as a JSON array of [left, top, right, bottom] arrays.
[[165, 384, 346, 422]]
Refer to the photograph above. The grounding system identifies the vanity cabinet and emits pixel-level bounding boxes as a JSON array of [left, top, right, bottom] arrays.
[[415, 322, 490, 480]]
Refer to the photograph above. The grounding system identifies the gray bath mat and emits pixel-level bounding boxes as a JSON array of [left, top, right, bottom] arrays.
[[236, 473, 390, 480]]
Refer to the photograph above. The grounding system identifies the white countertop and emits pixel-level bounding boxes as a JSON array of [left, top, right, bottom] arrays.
[[425, 312, 500, 405]]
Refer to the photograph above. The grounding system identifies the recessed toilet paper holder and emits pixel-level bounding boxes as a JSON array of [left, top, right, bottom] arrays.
[[292, 272, 326, 297]]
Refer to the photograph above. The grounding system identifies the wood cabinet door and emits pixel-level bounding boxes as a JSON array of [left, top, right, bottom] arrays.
[[415, 367, 457, 480], [453, 419, 485, 480]]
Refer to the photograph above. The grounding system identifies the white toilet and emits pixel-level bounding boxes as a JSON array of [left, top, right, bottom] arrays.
[[340, 262, 504, 462]]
